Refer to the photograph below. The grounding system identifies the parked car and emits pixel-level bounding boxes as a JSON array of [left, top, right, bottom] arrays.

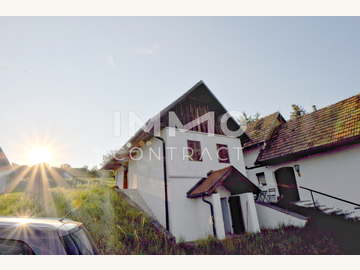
[[0, 217, 98, 255]]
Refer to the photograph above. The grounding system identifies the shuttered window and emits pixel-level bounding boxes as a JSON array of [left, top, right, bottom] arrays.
[[187, 140, 202, 161], [217, 144, 230, 163]]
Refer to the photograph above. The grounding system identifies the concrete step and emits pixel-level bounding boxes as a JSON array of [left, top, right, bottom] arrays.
[[293, 200, 315, 208]]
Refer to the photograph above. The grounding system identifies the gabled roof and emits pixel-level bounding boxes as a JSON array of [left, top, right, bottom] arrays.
[[243, 112, 286, 150], [103, 81, 241, 170], [257, 93, 360, 165], [187, 166, 260, 198]]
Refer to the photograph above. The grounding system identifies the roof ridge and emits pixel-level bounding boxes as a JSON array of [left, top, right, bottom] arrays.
[[246, 112, 279, 126], [256, 92, 360, 165], [283, 92, 360, 126]]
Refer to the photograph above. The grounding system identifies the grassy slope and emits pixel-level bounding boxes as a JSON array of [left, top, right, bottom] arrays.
[[0, 185, 343, 254]]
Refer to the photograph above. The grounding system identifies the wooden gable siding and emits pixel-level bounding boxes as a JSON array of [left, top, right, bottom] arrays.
[[163, 99, 226, 135]]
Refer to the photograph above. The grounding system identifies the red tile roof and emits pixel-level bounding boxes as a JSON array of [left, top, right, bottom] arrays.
[[243, 112, 285, 149], [257, 93, 360, 164], [187, 166, 260, 198]]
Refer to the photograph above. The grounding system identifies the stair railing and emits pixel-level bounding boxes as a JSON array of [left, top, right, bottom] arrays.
[[299, 186, 360, 210]]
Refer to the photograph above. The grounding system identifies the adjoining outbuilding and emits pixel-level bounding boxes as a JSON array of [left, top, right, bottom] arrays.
[[243, 93, 360, 218]]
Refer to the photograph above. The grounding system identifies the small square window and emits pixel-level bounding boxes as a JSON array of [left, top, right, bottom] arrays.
[[216, 144, 230, 163], [256, 172, 267, 186], [187, 140, 202, 161]]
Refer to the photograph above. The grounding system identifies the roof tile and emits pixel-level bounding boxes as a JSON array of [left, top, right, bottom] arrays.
[[243, 112, 285, 149], [257, 93, 360, 163]]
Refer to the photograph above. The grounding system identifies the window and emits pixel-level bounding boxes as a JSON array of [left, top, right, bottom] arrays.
[[187, 140, 202, 161], [60, 227, 98, 255], [217, 144, 230, 163], [0, 239, 34, 255], [256, 172, 267, 186]]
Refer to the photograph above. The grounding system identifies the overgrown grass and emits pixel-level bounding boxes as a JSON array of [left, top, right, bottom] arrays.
[[185, 226, 340, 255], [0, 185, 345, 254]]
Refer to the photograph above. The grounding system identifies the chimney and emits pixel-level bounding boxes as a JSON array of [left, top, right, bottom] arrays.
[[312, 105, 317, 112]]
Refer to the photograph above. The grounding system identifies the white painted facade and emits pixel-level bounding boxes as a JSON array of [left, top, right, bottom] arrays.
[[244, 143, 360, 217], [243, 146, 279, 201], [115, 167, 125, 188], [239, 193, 261, 233], [113, 126, 313, 241], [163, 127, 262, 241], [115, 127, 256, 241]]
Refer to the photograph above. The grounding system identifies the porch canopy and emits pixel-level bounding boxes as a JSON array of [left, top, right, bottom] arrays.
[[187, 166, 260, 198]]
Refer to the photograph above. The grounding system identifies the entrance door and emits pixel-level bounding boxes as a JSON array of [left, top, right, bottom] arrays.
[[220, 198, 232, 235], [275, 167, 300, 203], [228, 196, 245, 234]]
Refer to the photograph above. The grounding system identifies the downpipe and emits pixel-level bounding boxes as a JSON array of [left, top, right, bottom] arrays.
[[202, 196, 217, 238], [153, 136, 170, 232]]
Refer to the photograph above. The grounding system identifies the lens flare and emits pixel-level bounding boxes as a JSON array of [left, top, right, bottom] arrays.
[[27, 146, 53, 165]]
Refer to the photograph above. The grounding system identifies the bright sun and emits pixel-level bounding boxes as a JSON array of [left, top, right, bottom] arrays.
[[27, 146, 53, 165]]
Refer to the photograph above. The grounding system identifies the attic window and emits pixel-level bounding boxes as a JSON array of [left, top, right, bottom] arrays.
[[187, 140, 202, 161], [216, 144, 230, 163], [256, 172, 266, 186]]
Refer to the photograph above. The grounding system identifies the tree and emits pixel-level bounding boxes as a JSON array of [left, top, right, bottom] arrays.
[[290, 104, 306, 119], [101, 150, 118, 167], [238, 112, 261, 129], [60, 164, 71, 169], [89, 166, 99, 177]]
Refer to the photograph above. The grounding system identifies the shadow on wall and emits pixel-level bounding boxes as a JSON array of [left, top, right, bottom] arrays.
[[255, 201, 308, 229]]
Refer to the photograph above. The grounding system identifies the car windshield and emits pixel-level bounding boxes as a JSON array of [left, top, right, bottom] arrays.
[[60, 227, 97, 255]]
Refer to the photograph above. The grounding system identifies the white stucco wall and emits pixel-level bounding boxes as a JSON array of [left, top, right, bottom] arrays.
[[115, 167, 124, 188], [239, 193, 261, 233], [211, 193, 226, 240], [124, 127, 248, 241], [245, 143, 360, 217], [256, 202, 307, 229], [167, 176, 214, 241], [273, 144, 360, 216], [127, 136, 167, 227], [167, 182, 229, 242], [163, 127, 246, 178], [243, 147, 279, 199], [163, 128, 246, 241]]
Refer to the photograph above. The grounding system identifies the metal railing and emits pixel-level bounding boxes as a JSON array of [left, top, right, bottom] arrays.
[[299, 186, 360, 210]]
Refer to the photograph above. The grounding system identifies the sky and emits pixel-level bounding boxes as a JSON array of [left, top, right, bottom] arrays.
[[0, 17, 359, 167]]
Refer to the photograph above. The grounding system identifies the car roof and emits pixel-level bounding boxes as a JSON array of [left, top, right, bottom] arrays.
[[0, 216, 82, 233]]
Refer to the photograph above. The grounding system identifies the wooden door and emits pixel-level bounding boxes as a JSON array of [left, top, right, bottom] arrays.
[[275, 167, 300, 203], [228, 196, 245, 234]]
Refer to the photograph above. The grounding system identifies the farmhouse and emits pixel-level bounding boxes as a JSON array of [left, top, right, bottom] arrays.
[[104, 81, 308, 242], [243, 93, 360, 218]]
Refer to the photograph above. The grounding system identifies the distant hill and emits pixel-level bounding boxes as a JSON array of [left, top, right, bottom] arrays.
[[5, 164, 94, 193]]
